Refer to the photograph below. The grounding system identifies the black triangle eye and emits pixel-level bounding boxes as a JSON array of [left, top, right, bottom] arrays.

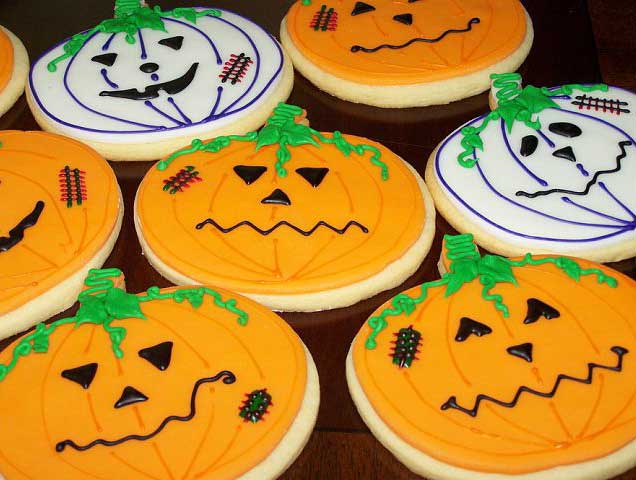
[[91, 53, 118, 67], [455, 317, 492, 342], [524, 298, 560, 324], [351, 1, 375, 15], [61, 363, 98, 389], [138, 342, 173, 371], [393, 13, 413, 25], [520, 135, 538, 157], [548, 122, 582, 138], [295, 167, 329, 187], [233, 165, 267, 185], [158, 36, 184, 50]]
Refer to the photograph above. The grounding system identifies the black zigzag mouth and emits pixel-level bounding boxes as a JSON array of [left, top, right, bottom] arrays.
[[441, 346, 628, 417], [195, 218, 369, 236]]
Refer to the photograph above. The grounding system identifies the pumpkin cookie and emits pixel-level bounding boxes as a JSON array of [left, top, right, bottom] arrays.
[[0, 131, 122, 339], [0, 268, 318, 479], [135, 103, 436, 311], [280, 0, 533, 107], [27, 1, 293, 161], [0, 25, 28, 117], [348, 233, 636, 480], [426, 73, 636, 263]]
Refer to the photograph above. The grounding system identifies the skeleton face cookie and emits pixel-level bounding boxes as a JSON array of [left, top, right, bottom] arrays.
[[426, 73, 636, 262], [135, 103, 436, 312], [27, 1, 293, 160]]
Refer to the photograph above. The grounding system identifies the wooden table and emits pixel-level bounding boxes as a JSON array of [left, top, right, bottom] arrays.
[[1, 0, 634, 478]]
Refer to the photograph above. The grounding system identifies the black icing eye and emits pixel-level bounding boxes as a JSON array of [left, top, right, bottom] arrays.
[[91, 53, 117, 67], [520, 135, 538, 157], [408, 0, 420, 2], [61, 363, 98, 389], [549, 122, 582, 138], [393, 13, 413, 25], [233, 165, 267, 185], [158, 36, 184, 50], [296, 167, 329, 187], [524, 298, 560, 324], [552, 146, 576, 162], [138, 341, 173, 371], [351, 1, 375, 15], [455, 317, 492, 342], [507, 343, 534, 362]]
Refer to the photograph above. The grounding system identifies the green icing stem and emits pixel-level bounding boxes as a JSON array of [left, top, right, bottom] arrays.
[[301, 0, 312, 5], [364, 234, 618, 349], [158, 103, 389, 180], [457, 74, 608, 167], [47, 1, 221, 72], [0, 268, 248, 382]]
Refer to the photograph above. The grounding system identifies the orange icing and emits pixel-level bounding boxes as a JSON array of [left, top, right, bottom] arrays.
[[352, 256, 636, 473], [0, 131, 120, 316], [136, 134, 425, 295], [286, 0, 527, 85], [0, 28, 13, 92], [0, 283, 307, 479]]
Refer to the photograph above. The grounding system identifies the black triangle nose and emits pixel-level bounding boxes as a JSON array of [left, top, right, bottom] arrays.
[[261, 188, 291, 206], [114, 386, 149, 409]]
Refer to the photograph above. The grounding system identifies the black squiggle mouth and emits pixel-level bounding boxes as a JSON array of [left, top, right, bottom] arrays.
[[0, 201, 45, 253], [351, 18, 480, 53], [99, 63, 199, 101], [55, 370, 235, 452], [441, 346, 628, 417], [195, 218, 369, 236]]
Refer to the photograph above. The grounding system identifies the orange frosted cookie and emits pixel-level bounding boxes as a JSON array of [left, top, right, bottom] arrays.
[[281, 0, 533, 107], [0, 25, 28, 117], [135, 103, 435, 311], [0, 131, 122, 339], [0, 268, 319, 479], [348, 233, 636, 479]]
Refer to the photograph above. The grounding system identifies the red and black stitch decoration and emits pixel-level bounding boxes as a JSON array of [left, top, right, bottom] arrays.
[[571, 94, 630, 115], [391, 325, 422, 368], [309, 5, 338, 32], [59, 166, 87, 208], [239, 389, 272, 423], [219, 53, 253, 85], [162, 166, 202, 194]]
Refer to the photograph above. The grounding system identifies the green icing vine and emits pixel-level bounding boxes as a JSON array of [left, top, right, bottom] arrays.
[[457, 74, 608, 168], [364, 234, 617, 349], [0, 268, 248, 382], [157, 103, 389, 180], [301, 0, 312, 5], [47, 0, 221, 72]]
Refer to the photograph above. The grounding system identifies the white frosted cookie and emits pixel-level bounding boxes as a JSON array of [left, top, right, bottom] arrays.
[[27, 1, 293, 161], [0, 131, 122, 340], [134, 103, 435, 312], [0, 25, 28, 117], [426, 73, 636, 262], [0, 268, 319, 479], [280, 0, 533, 108], [348, 233, 636, 480]]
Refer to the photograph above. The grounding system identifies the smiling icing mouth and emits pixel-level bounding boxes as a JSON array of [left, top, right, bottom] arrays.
[[441, 346, 628, 417], [195, 218, 369, 236], [55, 370, 235, 452], [99, 63, 199, 101]]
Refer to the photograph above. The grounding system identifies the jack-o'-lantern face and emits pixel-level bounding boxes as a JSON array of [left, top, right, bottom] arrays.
[[351, 234, 636, 475], [135, 105, 429, 301], [285, 0, 528, 84], [0, 131, 120, 337], [0, 27, 13, 93], [0, 272, 309, 479]]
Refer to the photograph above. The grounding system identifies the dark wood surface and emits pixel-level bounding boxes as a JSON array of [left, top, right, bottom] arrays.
[[1, 0, 635, 478]]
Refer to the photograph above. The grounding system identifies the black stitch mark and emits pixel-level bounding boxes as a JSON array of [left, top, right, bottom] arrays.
[[310, 4, 338, 31], [572, 94, 630, 115], [162, 166, 202, 194], [219, 53, 253, 85], [59, 166, 87, 207]]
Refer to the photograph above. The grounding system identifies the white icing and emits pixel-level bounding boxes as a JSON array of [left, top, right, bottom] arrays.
[[28, 8, 285, 144], [434, 86, 636, 253]]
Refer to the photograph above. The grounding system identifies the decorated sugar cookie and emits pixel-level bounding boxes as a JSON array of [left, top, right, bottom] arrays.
[[0, 268, 318, 479], [0, 131, 122, 339], [27, 1, 293, 161], [0, 25, 28, 117], [426, 73, 636, 262], [281, 0, 533, 107], [135, 103, 435, 311], [347, 233, 636, 480]]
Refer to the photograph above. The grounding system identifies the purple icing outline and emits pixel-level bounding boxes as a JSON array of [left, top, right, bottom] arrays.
[[102, 33, 116, 51], [435, 88, 636, 243], [138, 29, 148, 59], [500, 119, 548, 186], [28, 8, 284, 136]]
